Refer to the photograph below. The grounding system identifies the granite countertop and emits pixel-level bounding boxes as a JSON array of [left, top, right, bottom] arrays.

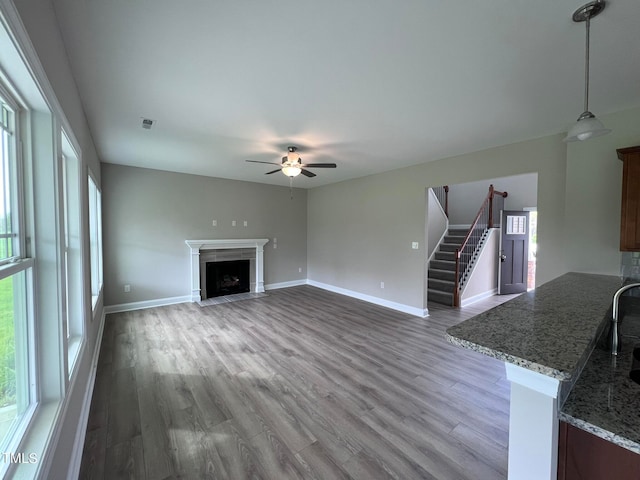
[[446, 272, 621, 380], [446, 272, 640, 453], [560, 314, 640, 454]]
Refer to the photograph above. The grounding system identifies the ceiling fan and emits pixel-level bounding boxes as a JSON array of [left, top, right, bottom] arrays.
[[246, 146, 337, 178]]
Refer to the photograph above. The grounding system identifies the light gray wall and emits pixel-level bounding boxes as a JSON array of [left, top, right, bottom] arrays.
[[446, 173, 538, 225], [565, 107, 640, 275], [102, 163, 308, 306], [462, 228, 500, 303], [426, 189, 448, 260], [308, 134, 567, 312], [16, 0, 101, 180]]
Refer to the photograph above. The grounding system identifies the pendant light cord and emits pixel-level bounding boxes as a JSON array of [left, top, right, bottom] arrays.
[[583, 17, 591, 113]]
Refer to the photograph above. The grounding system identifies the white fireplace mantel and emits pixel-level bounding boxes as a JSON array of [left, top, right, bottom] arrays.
[[185, 238, 269, 301]]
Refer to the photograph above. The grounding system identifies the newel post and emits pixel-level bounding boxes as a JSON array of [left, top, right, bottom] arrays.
[[453, 248, 461, 307], [444, 185, 449, 217], [488, 184, 495, 229]]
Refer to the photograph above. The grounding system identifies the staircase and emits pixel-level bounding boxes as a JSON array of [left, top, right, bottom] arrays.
[[428, 228, 467, 306]]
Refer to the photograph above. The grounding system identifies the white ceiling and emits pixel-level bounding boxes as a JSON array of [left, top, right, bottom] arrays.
[[51, 0, 640, 188]]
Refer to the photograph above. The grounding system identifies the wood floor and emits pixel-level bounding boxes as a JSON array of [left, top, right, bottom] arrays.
[[80, 286, 513, 480]]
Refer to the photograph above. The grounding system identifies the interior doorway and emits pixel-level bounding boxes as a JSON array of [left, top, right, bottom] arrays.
[[425, 172, 538, 307], [524, 208, 537, 290]]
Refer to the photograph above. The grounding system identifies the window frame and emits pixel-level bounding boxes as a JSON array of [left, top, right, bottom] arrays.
[[88, 172, 102, 312], [0, 81, 36, 470], [60, 130, 84, 377]]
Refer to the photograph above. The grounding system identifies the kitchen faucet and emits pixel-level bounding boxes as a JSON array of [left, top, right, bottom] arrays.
[[611, 283, 640, 355]]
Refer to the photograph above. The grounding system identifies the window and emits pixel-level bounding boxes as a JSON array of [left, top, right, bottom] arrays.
[[88, 175, 102, 310], [0, 102, 16, 264], [61, 132, 83, 375], [0, 5, 106, 476], [0, 87, 34, 453]]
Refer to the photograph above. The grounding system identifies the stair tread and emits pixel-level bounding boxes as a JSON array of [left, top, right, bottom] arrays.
[[427, 289, 453, 296], [427, 289, 454, 306]]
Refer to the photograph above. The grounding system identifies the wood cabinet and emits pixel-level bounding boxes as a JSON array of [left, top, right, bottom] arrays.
[[618, 146, 640, 251], [558, 421, 640, 480]]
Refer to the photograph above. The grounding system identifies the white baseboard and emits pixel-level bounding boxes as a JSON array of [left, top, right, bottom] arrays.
[[103, 282, 430, 319], [461, 288, 498, 307], [67, 310, 106, 479], [307, 280, 428, 318], [104, 295, 191, 314], [265, 279, 307, 290]]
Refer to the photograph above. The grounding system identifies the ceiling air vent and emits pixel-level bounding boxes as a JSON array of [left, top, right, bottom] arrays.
[[141, 118, 154, 130]]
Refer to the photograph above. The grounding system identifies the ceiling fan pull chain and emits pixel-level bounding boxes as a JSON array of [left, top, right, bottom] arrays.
[[289, 176, 293, 200]]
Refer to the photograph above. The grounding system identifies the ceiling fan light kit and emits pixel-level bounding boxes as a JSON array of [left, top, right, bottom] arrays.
[[282, 165, 302, 177], [246, 146, 337, 180], [564, 0, 611, 142], [282, 146, 302, 177]]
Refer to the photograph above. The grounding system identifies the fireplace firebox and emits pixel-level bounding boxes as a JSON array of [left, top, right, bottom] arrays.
[[205, 260, 250, 298]]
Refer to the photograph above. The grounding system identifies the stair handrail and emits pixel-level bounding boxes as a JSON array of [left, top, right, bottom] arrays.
[[453, 185, 507, 307]]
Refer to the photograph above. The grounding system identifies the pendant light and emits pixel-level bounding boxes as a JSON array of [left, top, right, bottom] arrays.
[[563, 0, 611, 142]]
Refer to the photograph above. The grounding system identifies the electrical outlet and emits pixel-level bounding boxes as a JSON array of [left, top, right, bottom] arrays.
[[243, 220, 248, 227], [124, 284, 131, 293], [232, 220, 236, 226], [212, 220, 217, 226], [380, 282, 385, 289], [298, 267, 302, 273], [412, 242, 419, 249]]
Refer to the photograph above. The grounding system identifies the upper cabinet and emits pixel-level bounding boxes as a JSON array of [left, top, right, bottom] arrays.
[[618, 146, 640, 251]]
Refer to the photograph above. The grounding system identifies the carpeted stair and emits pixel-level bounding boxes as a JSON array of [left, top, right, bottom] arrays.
[[428, 228, 467, 306]]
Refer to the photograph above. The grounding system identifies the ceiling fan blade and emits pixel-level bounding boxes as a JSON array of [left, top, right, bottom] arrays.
[[265, 169, 281, 175], [246, 160, 281, 166], [301, 163, 337, 168], [300, 169, 316, 177]]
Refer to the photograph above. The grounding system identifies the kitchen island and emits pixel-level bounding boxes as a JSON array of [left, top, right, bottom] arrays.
[[446, 272, 623, 480], [558, 306, 640, 478]]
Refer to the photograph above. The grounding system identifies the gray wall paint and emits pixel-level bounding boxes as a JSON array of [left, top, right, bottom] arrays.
[[16, 0, 101, 180], [462, 228, 500, 302], [565, 107, 640, 275], [446, 173, 538, 225], [426, 189, 448, 260], [102, 163, 308, 305], [308, 134, 567, 311]]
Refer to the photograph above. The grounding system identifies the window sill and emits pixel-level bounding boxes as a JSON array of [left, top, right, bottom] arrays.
[[3, 401, 58, 479], [67, 336, 83, 379], [91, 285, 103, 315]]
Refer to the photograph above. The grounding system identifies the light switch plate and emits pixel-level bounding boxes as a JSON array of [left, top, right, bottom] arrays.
[[412, 242, 419, 249]]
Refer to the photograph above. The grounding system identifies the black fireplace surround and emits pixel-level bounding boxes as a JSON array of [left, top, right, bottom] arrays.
[[205, 259, 250, 298]]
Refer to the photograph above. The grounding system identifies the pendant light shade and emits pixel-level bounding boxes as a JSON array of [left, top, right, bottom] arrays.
[[282, 165, 302, 177], [564, 112, 611, 142], [563, 0, 611, 143]]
